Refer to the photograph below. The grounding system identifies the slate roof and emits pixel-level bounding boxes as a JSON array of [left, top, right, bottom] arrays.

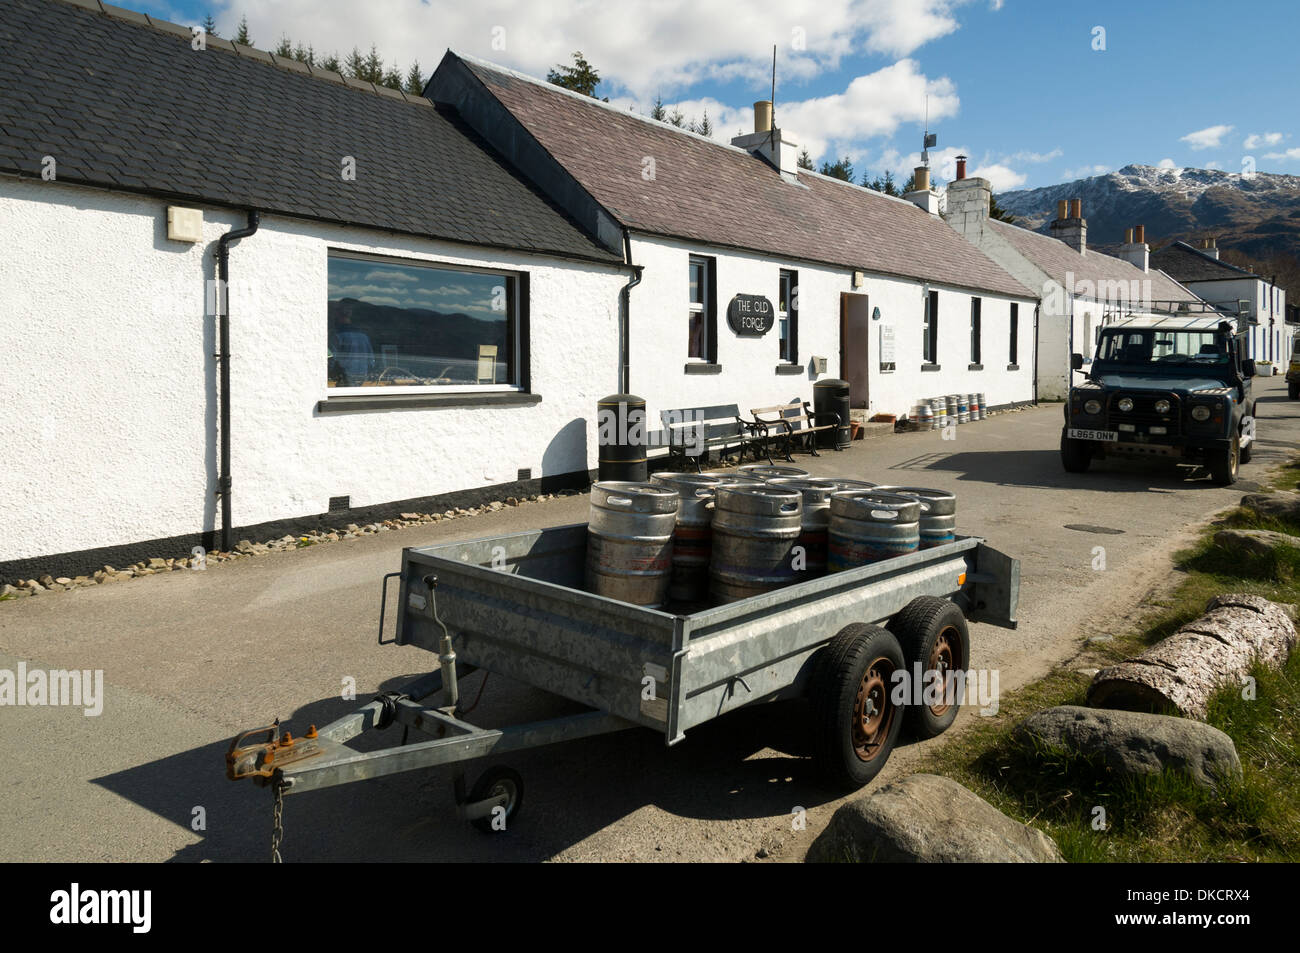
[[1150, 242, 1260, 283], [0, 0, 621, 264], [451, 54, 1035, 299], [985, 219, 1197, 303]]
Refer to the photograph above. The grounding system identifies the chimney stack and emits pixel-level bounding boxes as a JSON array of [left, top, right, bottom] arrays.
[[1050, 196, 1087, 255], [731, 102, 800, 180], [905, 164, 939, 215], [942, 172, 992, 236], [1119, 223, 1148, 273], [1202, 237, 1219, 259]]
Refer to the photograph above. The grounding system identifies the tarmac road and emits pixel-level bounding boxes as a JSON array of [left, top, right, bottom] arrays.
[[1, 375, 1295, 862]]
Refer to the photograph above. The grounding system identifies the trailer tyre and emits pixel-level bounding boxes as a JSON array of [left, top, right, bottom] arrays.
[[468, 766, 524, 833], [810, 624, 905, 790], [887, 596, 969, 739]]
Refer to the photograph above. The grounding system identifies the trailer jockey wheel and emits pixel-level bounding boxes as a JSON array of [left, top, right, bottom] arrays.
[[810, 623, 905, 790], [888, 596, 970, 740], [468, 766, 524, 834]]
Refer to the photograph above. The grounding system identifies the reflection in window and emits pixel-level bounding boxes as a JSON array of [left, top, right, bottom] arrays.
[[327, 254, 518, 388]]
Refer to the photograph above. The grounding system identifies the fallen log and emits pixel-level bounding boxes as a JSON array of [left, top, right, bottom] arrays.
[[1087, 594, 1296, 719]]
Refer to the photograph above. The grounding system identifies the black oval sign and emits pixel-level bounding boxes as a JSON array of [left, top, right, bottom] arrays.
[[726, 294, 775, 337]]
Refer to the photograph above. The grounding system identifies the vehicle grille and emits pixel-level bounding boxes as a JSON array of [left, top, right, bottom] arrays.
[[1107, 392, 1180, 435]]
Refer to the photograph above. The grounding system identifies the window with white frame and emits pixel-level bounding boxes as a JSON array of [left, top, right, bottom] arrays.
[[688, 255, 711, 360], [778, 269, 798, 363], [327, 253, 521, 391]]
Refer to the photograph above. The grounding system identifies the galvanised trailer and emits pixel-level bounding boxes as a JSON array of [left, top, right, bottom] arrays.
[[226, 522, 1018, 848]]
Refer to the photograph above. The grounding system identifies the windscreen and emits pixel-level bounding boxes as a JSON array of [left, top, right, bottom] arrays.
[[1097, 330, 1230, 366]]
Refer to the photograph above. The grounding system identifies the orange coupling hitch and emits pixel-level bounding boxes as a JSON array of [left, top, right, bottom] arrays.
[[226, 721, 323, 780]]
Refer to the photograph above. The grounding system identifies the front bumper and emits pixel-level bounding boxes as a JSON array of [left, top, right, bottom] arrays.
[[1064, 423, 1233, 459]]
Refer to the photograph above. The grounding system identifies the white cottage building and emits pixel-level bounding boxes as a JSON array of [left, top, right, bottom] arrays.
[[431, 53, 1039, 434], [0, 0, 630, 580], [943, 173, 1203, 399]]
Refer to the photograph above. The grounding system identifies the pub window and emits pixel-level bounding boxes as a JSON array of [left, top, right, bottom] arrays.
[[688, 255, 715, 361], [327, 252, 520, 391], [1009, 302, 1019, 365], [923, 289, 939, 365], [779, 269, 799, 363], [970, 297, 982, 365]]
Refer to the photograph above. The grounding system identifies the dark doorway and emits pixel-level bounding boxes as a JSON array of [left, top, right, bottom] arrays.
[[841, 292, 871, 408]]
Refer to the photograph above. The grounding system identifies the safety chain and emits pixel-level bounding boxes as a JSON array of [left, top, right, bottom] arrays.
[[271, 780, 285, 863]]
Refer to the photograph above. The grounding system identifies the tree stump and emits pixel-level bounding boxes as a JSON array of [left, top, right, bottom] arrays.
[[1087, 594, 1296, 719]]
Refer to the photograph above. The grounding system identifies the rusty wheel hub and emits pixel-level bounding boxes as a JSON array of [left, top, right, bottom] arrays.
[[927, 626, 960, 717], [852, 657, 895, 762]]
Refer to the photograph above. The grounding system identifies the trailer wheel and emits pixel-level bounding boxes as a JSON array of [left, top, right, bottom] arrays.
[[810, 624, 905, 790], [888, 596, 969, 739], [468, 766, 524, 833]]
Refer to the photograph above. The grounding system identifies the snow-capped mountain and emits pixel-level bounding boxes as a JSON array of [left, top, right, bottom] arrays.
[[999, 164, 1300, 260]]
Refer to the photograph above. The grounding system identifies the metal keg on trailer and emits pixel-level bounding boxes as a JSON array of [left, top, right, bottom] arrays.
[[813, 378, 851, 449], [702, 469, 767, 486], [709, 484, 802, 604], [650, 472, 721, 603], [827, 478, 877, 493], [584, 481, 678, 607], [596, 394, 648, 482], [874, 486, 956, 548], [767, 478, 837, 578], [828, 490, 924, 570], [739, 464, 809, 481]]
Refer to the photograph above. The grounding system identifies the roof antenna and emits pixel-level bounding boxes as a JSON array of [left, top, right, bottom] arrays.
[[768, 45, 777, 154], [922, 95, 937, 168]]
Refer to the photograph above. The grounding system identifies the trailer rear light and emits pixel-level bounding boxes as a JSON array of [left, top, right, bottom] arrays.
[[957, 572, 967, 586]]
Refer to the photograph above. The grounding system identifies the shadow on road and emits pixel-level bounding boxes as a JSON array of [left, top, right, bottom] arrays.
[[91, 673, 901, 862], [884, 448, 1229, 492]]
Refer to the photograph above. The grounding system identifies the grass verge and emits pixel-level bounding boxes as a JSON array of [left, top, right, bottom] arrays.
[[921, 462, 1300, 862]]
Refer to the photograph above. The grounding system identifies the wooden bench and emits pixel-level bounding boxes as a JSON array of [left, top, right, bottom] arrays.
[[659, 403, 768, 471], [750, 401, 841, 460]]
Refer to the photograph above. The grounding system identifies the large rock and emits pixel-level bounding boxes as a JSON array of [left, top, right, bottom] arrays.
[[1015, 705, 1241, 788], [1240, 492, 1300, 523], [1214, 528, 1300, 557], [1088, 594, 1296, 718], [805, 774, 1063, 863]]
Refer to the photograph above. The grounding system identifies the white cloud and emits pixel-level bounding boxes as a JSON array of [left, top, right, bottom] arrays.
[[1156, 157, 1177, 170], [1243, 132, 1284, 150], [1006, 148, 1063, 164], [1062, 163, 1110, 180], [990, 0, 1005, 9], [217, 0, 972, 99], [1205, 161, 1222, 170], [1263, 147, 1300, 161], [970, 162, 1025, 191], [1179, 124, 1233, 150]]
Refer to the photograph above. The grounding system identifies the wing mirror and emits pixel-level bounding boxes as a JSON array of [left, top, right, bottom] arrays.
[[1071, 353, 1085, 371]]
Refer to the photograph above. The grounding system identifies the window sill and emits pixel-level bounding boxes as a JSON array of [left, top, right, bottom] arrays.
[[968, 363, 984, 371], [1007, 363, 1020, 371], [684, 363, 722, 375], [774, 363, 803, 375], [921, 364, 942, 372], [316, 392, 541, 414]]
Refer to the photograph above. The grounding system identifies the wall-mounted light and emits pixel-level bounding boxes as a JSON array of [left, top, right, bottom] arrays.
[[167, 206, 203, 243], [872, 306, 882, 321], [852, 271, 864, 288]]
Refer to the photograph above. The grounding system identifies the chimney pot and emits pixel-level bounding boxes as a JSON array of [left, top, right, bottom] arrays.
[[913, 165, 931, 192], [1124, 228, 1134, 243], [1134, 225, 1145, 244], [1070, 198, 1082, 219], [1056, 200, 1069, 220], [753, 100, 772, 134], [955, 155, 967, 180]]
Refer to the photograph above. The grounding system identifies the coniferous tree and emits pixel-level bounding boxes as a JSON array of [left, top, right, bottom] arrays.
[[382, 64, 403, 91], [650, 95, 667, 122], [363, 45, 384, 84], [406, 61, 425, 95], [820, 156, 855, 182], [697, 111, 712, 136], [546, 51, 601, 98], [321, 52, 342, 73], [668, 107, 685, 128], [989, 194, 1017, 223], [797, 149, 814, 170], [234, 15, 252, 46], [275, 35, 292, 58], [201, 14, 218, 37], [344, 47, 365, 79]]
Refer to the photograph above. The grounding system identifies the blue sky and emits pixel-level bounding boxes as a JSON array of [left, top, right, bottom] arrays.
[[133, 0, 1299, 192]]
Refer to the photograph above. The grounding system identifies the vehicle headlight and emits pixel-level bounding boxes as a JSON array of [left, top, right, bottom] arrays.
[[1191, 405, 1211, 422], [1118, 398, 1134, 412], [1155, 399, 1171, 414], [1084, 400, 1102, 415]]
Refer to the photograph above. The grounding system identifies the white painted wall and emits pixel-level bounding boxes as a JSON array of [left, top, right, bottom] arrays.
[[1180, 277, 1289, 363], [0, 176, 626, 562], [627, 233, 1035, 432]]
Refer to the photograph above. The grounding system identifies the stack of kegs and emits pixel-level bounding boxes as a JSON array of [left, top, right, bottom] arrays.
[[650, 472, 721, 602], [585, 481, 680, 607], [946, 395, 958, 426], [976, 392, 987, 421], [911, 402, 934, 432], [766, 478, 838, 578], [969, 393, 981, 421], [957, 395, 970, 425], [709, 484, 803, 604], [930, 397, 948, 431], [874, 486, 956, 549], [827, 490, 925, 571]]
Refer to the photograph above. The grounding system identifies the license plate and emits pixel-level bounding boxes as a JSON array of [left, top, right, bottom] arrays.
[[1069, 428, 1118, 442]]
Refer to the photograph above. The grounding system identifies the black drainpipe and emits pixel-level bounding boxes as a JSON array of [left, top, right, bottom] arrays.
[[216, 210, 260, 552], [619, 229, 643, 394]]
